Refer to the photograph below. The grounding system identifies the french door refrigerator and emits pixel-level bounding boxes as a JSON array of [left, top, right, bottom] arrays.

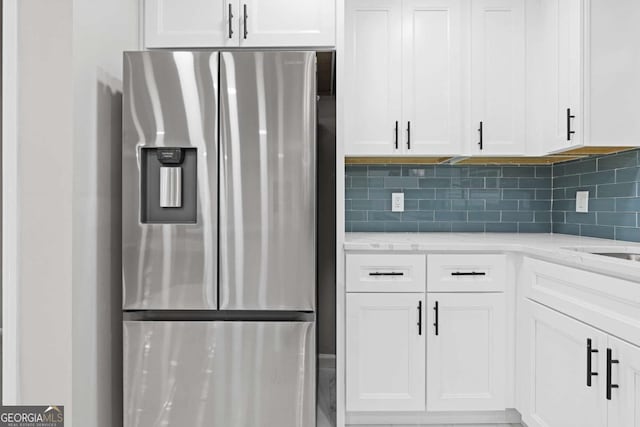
[[122, 51, 316, 427]]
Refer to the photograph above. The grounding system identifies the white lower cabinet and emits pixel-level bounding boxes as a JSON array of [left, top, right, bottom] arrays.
[[523, 300, 607, 427], [426, 293, 507, 411], [523, 300, 640, 427], [606, 337, 640, 427], [344, 251, 640, 424], [346, 292, 426, 412]]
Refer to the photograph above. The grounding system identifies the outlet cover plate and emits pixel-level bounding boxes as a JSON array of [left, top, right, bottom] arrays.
[[576, 191, 589, 213], [392, 193, 404, 212]]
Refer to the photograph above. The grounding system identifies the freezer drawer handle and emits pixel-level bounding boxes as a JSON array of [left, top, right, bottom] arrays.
[[368, 271, 404, 277], [587, 338, 599, 387], [606, 348, 619, 400], [433, 301, 439, 336], [451, 271, 486, 277], [417, 301, 423, 335], [228, 3, 234, 39]]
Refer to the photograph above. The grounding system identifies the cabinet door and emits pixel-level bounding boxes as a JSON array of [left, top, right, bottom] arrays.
[[608, 336, 640, 427], [402, 0, 463, 155], [426, 293, 506, 411], [470, 0, 526, 155], [346, 293, 426, 412], [144, 0, 239, 48], [344, 0, 402, 156], [522, 301, 607, 427], [240, 0, 335, 47], [586, 0, 640, 147], [537, 0, 583, 152]]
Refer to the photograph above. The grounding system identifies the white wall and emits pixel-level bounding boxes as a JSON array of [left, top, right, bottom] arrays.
[[2, 0, 19, 405], [10, 1, 138, 426], [17, 0, 74, 412], [70, 1, 138, 426]]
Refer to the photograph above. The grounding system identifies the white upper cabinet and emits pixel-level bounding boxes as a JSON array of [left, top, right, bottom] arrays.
[[585, 0, 640, 147], [528, 0, 583, 154], [402, 0, 463, 155], [547, 0, 583, 151], [346, 292, 426, 412], [344, 0, 402, 156], [144, 0, 335, 48], [145, 0, 237, 48], [470, 0, 525, 155], [528, 0, 640, 152], [345, 0, 525, 157], [241, 0, 335, 47], [426, 293, 506, 411], [345, 0, 464, 156]]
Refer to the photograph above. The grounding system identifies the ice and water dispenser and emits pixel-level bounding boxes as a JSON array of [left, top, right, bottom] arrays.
[[140, 147, 198, 224]]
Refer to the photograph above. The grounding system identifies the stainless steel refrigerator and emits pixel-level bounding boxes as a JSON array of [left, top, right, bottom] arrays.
[[122, 51, 316, 427]]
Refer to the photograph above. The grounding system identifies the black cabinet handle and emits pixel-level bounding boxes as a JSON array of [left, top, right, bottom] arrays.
[[451, 271, 486, 277], [417, 301, 422, 335], [368, 272, 404, 277], [478, 121, 483, 150], [394, 121, 399, 149], [433, 301, 439, 336], [567, 108, 576, 141], [406, 121, 411, 149], [243, 4, 248, 39], [587, 338, 599, 387], [606, 348, 619, 400], [228, 4, 234, 39]]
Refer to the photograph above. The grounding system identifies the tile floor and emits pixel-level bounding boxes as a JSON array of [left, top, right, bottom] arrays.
[[318, 362, 337, 427]]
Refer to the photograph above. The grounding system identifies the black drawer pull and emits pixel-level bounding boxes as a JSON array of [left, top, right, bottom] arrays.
[[567, 108, 576, 141], [587, 338, 599, 387], [243, 4, 248, 39], [417, 301, 422, 336], [228, 3, 234, 39], [394, 121, 399, 149], [369, 272, 404, 277], [451, 271, 486, 276], [607, 348, 619, 400]]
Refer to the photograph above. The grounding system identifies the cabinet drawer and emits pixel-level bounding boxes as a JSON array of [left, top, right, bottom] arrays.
[[427, 254, 506, 292], [522, 257, 640, 347], [346, 253, 426, 292]]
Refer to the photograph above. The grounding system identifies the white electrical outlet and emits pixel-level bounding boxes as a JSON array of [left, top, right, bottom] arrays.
[[576, 191, 589, 213], [392, 193, 404, 212]]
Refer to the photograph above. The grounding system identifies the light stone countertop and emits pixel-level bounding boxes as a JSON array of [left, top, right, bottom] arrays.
[[344, 232, 640, 282]]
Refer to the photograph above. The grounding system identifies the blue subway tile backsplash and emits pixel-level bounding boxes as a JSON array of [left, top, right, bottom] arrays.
[[345, 164, 552, 233], [551, 149, 640, 242], [345, 149, 640, 242]]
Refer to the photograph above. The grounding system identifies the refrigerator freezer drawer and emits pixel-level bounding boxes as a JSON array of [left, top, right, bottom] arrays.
[[123, 320, 316, 427]]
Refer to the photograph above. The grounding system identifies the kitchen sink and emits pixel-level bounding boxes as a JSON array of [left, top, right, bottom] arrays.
[[592, 253, 640, 262]]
